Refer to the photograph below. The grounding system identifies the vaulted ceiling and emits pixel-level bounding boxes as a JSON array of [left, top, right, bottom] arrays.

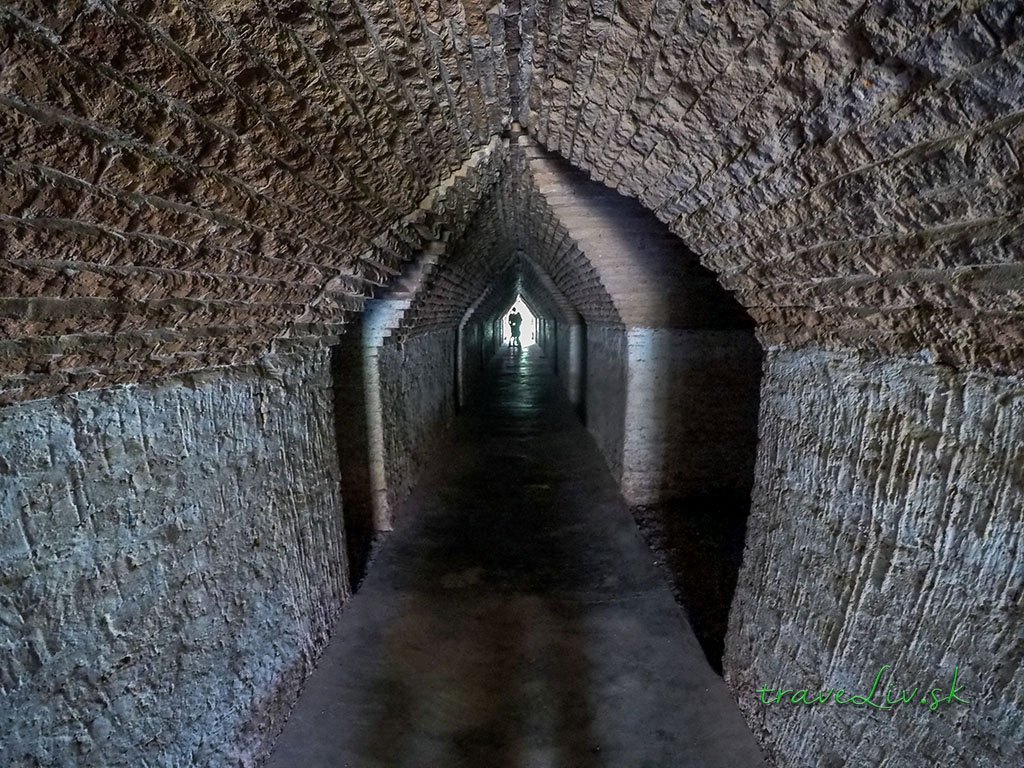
[[2, 1, 1021, 403]]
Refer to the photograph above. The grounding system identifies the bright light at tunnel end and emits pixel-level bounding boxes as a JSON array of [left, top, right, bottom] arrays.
[[503, 295, 538, 345]]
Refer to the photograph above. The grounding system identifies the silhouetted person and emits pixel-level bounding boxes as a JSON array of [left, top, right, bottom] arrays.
[[508, 308, 523, 348]]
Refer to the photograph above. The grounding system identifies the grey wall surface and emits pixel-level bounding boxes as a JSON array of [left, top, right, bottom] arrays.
[[377, 330, 458, 523], [584, 325, 628, 484], [726, 348, 1024, 768], [460, 320, 501, 402], [554, 322, 572, 402], [561, 322, 586, 413], [577, 325, 761, 506], [621, 329, 763, 504], [0, 352, 350, 767]]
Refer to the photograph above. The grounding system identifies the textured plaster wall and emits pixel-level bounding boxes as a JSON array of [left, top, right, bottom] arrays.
[[726, 348, 1024, 768], [0, 352, 349, 767], [376, 330, 457, 522], [621, 329, 762, 504]]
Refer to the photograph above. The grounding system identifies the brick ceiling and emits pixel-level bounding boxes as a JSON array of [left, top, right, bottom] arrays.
[[1, 1, 1021, 402]]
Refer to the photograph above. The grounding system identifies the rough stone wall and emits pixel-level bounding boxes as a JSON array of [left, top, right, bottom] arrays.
[[4, 3, 1021, 764], [330, 330, 379, 583], [331, 143, 516, 533], [376, 330, 457, 521], [726, 348, 1024, 768], [520, 0, 1024, 372], [517, 134, 752, 330], [509, 4, 1024, 759], [500, 136, 623, 327], [326, 138, 509, 532], [515, 253, 586, 406], [0, 0, 509, 403], [0, 352, 349, 767], [390, 164, 516, 340]]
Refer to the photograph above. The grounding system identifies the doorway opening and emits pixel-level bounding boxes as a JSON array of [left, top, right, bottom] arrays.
[[501, 295, 537, 346]]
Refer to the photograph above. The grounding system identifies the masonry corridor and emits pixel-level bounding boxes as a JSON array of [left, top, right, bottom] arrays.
[[3, 3, 1023, 766], [267, 345, 764, 768]]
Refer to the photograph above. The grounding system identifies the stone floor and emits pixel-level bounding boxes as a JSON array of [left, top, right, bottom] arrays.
[[265, 345, 765, 768]]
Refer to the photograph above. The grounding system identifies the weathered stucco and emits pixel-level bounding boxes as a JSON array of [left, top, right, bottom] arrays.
[[726, 347, 1024, 768], [0, 352, 349, 767]]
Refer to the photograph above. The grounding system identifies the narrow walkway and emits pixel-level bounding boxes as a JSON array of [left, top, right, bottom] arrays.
[[267, 346, 765, 768]]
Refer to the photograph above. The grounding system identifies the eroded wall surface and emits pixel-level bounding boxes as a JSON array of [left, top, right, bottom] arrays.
[[0, 352, 349, 767], [0, 1, 510, 404], [726, 348, 1024, 768], [2, 3, 1021, 763], [521, 1, 1024, 373], [377, 330, 457, 522]]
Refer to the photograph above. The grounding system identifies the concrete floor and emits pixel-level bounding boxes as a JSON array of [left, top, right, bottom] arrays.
[[266, 345, 765, 768]]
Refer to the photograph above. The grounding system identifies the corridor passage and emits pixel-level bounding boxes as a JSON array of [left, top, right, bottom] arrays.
[[266, 346, 765, 768]]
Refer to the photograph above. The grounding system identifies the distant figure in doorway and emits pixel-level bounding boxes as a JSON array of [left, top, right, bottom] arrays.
[[508, 307, 523, 348]]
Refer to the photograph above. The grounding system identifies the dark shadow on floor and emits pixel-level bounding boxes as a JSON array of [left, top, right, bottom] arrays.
[[631, 491, 753, 674]]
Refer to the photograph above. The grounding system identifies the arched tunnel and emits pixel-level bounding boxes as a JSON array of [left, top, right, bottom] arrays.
[[1, 2, 1022, 767]]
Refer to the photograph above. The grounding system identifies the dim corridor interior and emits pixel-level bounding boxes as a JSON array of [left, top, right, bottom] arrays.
[[265, 344, 765, 768]]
